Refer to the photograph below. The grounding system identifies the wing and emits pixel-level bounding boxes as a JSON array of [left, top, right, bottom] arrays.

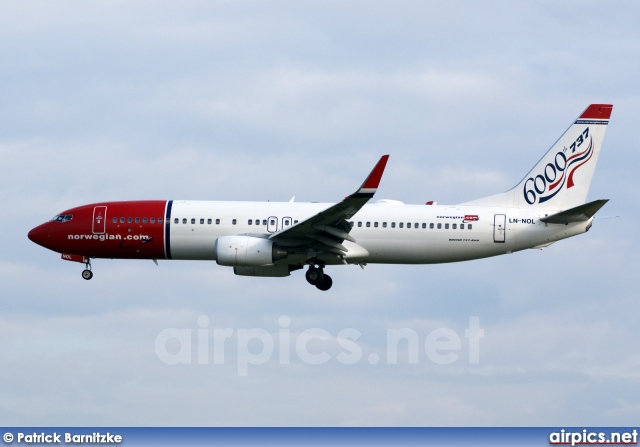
[[269, 155, 389, 260]]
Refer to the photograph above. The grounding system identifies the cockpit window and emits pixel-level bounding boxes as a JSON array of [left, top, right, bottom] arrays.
[[51, 214, 73, 223]]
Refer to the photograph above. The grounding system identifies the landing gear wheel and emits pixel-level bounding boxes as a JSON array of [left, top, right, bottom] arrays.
[[305, 267, 324, 285], [316, 274, 333, 291], [82, 269, 93, 280]]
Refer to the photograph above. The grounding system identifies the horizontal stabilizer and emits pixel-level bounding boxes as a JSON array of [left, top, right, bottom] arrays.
[[540, 199, 609, 224]]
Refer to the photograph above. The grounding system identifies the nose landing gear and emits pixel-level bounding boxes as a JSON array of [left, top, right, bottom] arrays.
[[305, 265, 333, 291], [81, 260, 93, 280]]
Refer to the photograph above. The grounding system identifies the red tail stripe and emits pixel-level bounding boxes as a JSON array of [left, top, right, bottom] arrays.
[[579, 104, 613, 120]]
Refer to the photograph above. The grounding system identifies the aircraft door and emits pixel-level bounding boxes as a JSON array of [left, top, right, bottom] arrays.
[[493, 214, 506, 243], [267, 216, 278, 233], [92, 206, 107, 234]]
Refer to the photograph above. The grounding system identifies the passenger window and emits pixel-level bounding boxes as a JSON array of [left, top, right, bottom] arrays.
[[120, 217, 125, 223], [183, 218, 187, 224], [415, 223, 419, 229], [112, 217, 117, 223], [366, 222, 370, 227], [248, 219, 252, 225], [437, 223, 442, 229], [174, 218, 179, 224], [430, 223, 434, 229], [158, 218, 163, 224], [269, 219, 275, 225], [468, 224, 473, 230], [233, 219, 237, 225], [216, 219, 221, 224], [207, 218, 212, 224], [374, 222, 378, 228], [399, 223, 404, 228], [190, 218, 195, 224], [262, 220, 267, 225], [358, 222, 362, 227], [135, 217, 140, 223], [143, 217, 148, 224], [452, 224, 457, 229], [150, 218, 155, 224], [383, 222, 387, 228], [445, 223, 449, 229], [255, 218, 260, 224], [461, 224, 465, 229], [422, 223, 426, 229], [407, 223, 411, 228], [391, 222, 396, 228], [294, 220, 299, 224], [126, 217, 131, 223], [200, 218, 204, 224]]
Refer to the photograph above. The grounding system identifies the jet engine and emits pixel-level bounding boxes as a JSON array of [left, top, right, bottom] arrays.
[[215, 236, 288, 267]]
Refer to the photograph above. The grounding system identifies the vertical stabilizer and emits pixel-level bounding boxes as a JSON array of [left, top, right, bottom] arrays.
[[461, 104, 612, 210]]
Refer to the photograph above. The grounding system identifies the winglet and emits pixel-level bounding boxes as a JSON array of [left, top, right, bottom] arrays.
[[351, 155, 389, 198]]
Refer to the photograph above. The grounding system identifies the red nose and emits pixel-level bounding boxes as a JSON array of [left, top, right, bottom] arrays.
[[28, 223, 50, 248]]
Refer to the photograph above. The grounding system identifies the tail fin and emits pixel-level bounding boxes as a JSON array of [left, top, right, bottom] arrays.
[[461, 104, 612, 210]]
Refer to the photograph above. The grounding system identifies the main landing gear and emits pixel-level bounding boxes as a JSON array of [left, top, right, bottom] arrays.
[[305, 265, 332, 291], [81, 259, 93, 280]]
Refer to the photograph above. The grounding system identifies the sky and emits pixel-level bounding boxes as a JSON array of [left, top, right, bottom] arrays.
[[1, 0, 640, 426]]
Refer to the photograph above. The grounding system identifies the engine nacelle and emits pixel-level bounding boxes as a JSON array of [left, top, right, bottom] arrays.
[[215, 236, 288, 267]]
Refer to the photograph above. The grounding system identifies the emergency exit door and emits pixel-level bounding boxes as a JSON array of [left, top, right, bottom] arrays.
[[267, 216, 278, 233]]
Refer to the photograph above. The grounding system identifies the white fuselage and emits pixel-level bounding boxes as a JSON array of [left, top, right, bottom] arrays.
[[167, 200, 591, 264]]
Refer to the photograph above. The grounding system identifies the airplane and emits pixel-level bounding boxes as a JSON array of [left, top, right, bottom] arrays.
[[28, 104, 612, 291]]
